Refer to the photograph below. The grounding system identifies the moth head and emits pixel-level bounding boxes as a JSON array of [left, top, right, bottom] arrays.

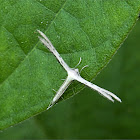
[[74, 68, 80, 75]]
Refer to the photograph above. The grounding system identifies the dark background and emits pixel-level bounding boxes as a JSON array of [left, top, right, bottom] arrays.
[[0, 19, 140, 139]]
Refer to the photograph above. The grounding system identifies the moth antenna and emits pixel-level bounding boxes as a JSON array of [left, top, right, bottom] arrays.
[[74, 57, 82, 68], [80, 65, 89, 73]]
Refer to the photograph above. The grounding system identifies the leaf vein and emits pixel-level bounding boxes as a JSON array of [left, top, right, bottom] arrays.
[[0, 0, 67, 87]]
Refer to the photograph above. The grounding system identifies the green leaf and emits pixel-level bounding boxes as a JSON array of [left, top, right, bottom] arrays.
[[0, 19, 140, 139], [34, 20, 140, 139], [0, 0, 140, 130]]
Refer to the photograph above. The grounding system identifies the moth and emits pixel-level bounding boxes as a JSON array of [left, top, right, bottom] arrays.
[[37, 30, 121, 109]]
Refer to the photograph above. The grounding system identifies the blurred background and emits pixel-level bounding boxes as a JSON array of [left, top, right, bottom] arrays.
[[0, 19, 140, 139]]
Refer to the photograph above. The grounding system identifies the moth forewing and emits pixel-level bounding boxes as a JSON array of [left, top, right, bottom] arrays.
[[38, 31, 70, 71], [75, 76, 121, 102]]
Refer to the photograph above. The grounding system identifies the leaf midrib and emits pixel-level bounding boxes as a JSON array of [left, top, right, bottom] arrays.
[[0, 0, 67, 87]]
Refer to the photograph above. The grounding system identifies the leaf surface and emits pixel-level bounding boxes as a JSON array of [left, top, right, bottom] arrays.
[[0, 0, 140, 129]]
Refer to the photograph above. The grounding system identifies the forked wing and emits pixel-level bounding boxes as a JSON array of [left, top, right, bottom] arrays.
[[76, 76, 122, 102], [37, 30, 70, 72]]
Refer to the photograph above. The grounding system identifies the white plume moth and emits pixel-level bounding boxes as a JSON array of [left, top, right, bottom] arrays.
[[37, 30, 122, 109]]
